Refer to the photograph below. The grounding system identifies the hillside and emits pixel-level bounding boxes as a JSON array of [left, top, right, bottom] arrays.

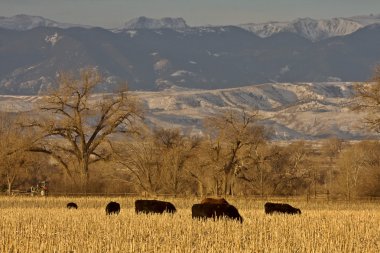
[[0, 82, 372, 140]]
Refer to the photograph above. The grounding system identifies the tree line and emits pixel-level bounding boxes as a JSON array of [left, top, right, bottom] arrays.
[[1, 67, 380, 199]]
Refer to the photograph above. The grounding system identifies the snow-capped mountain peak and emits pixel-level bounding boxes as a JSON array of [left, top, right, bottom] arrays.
[[239, 14, 380, 41], [0, 14, 91, 30], [290, 17, 363, 41], [122, 16, 189, 30]]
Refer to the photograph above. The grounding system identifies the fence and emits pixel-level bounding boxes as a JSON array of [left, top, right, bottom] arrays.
[[2, 190, 380, 201]]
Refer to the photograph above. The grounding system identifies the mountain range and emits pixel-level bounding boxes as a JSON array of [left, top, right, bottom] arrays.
[[0, 14, 380, 94], [2, 14, 379, 40]]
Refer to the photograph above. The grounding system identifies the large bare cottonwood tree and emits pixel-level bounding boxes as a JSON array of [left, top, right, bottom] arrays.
[[29, 68, 142, 191]]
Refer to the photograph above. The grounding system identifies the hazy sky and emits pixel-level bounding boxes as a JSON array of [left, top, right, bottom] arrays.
[[1, 0, 380, 28]]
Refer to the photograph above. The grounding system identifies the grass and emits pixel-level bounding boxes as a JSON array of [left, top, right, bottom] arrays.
[[0, 196, 379, 252]]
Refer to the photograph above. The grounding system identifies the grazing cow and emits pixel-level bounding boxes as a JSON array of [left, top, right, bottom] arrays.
[[192, 203, 243, 223], [264, 202, 301, 215], [106, 201, 121, 215], [135, 200, 176, 214], [66, 202, 78, 209], [200, 197, 229, 205]]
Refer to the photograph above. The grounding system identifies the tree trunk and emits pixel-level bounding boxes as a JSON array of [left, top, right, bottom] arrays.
[[80, 157, 90, 193], [314, 170, 317, 198], [7, 181, 13, 195], [214, 178, 219, 196], [224, 170, 234, 196], [197, 180, 204, 197], [82, 173, 89, 193], [224, 172, 228, 196], [346, 168, 351, 200], [80, 170, 89, 194], [229, 179, 234, 196], [259, 165, 264, 198], [7, 176, 15, 195]]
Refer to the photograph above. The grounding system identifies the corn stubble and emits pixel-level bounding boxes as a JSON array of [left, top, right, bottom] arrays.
[[0, 197, 379, 252]]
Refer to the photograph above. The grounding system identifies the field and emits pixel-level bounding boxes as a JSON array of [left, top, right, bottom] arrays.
[[0, 196, 379, 253]]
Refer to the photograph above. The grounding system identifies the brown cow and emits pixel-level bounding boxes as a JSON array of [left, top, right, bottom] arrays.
[[200, 198, 229, 205]]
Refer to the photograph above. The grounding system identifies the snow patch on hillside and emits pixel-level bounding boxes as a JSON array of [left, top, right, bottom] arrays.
[[126, 30, 137, 38], [171, 70, 195, 77], [45, 33, 61, 46]]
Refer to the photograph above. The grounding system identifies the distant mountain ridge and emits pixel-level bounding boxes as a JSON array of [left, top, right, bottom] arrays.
[[2, 14, 380, 41], [238, 15, 380, 41], [0, 14, 380, 95], [120, 16, 188, 30], [0, 14, 91, 30]]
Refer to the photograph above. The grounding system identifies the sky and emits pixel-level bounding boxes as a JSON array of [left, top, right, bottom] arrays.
[[1, 0, 380, 28]]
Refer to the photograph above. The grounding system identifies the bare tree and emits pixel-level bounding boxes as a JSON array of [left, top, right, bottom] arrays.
[[204, 109, 267, 196], [153, 128, 201, 194], [112, 127, 201, 195], [353, 65, 380, 133], [321, 137, 343, 197], [337, 143, 365, 200], [235, 143, 272, 197], [183, 138, 226, 196], [28, 68, 142, 191], [267, 141, 313, 196], [337, 141, 380, 199], [112, 136, 166, 194], [0, 113, 34, 194]]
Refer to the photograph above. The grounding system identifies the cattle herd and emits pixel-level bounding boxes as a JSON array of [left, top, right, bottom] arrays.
[[66, 198, 301, 222]]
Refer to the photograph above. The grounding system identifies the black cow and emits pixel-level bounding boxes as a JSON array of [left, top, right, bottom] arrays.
[[106, 201, 121, 215], [135, 200, 176, 214], [264, 202, 301, 215], [192, 203, 243, 223], [66, 202, 78, 209]]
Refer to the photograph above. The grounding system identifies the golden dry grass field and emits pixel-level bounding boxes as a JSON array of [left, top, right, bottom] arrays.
[[0, 196, 379, 253]]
